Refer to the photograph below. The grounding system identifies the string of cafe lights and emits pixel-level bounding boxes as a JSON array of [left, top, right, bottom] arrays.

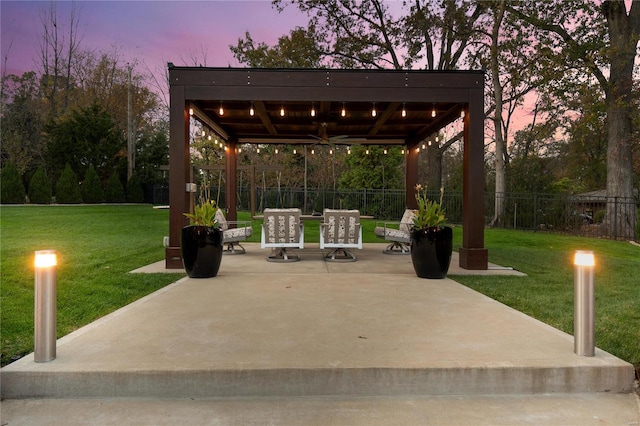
[[189, 103, 466, 156]]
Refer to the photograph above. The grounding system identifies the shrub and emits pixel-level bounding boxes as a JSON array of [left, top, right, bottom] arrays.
[[104, 172, 125, 203], [55, 164, 82, 204], [593, 210, 605, 224], [28, 167, 51, 204], [126, 173, 144, 203], [0, 163, 26, 204], [81, 165, 103, 204]]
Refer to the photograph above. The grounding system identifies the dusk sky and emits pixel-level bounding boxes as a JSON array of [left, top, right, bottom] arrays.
[[1, 0, 310, 77]]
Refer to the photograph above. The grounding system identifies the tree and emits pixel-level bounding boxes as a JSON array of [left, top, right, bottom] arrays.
[[560, 87, 608, 191], [104, 172, 125, 203], [339, 146, 404, 190], [508, 0, 640, 237], [81, 165, 103, 204], [0, 72, 46, 175], [28, 166, 51, 204], [55, 163, 81, 203], [231, 27, 323, 67], [0, 163, 26, 204], [126, 173, 144, 203], [46, 103, 126, 182], [37, 1, 80, 119], [71, 51, 160, 141], [134, 125, 170, 186]]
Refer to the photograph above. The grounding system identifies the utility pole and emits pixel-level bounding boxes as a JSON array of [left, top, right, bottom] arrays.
[[127, 63, 134, 181]]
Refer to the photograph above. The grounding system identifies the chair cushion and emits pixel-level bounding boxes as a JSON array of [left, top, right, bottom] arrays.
[[324, 209, 360, 244], [384, 228, 410, 241], [224, 226, 253, 241], [215, 209, 228, 230], [399, 209, 417, 233], [263, 209, 301, 243]]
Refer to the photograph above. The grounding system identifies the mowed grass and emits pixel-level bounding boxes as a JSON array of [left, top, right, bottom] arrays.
[[449, 228, 640, 378], [2, 206, 638, 378], [0, 205, 184, 366]]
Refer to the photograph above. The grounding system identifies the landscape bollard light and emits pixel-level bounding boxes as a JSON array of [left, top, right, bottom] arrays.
[[573, 250, 595, 357], [34, 250, 57, 362]]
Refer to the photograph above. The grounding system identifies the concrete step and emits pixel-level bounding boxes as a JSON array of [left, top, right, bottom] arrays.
[[2, 247, 636, 405], [2, 394, 639, 425], [1, 362, 635, 399]]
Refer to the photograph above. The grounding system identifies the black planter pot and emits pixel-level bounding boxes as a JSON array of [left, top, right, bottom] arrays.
[[181, 226, 224, 278], [410, 226, 453, 279]]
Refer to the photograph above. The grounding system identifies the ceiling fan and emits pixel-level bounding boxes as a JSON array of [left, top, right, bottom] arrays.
[[307, 133, 349, 147], [307, 122, 364, 146]]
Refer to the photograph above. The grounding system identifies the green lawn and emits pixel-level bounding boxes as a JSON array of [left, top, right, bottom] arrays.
[[450, 228, 640, 378], [1, 206, 638, 379], [0, 205, 183, 366]]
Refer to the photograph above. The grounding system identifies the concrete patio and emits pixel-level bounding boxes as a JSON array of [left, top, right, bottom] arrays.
[[2, 243, 638, 425]]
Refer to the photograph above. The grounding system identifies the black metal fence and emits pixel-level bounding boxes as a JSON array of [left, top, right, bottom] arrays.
[[484, 192, 639, 240], [150, 185, 639, 240]]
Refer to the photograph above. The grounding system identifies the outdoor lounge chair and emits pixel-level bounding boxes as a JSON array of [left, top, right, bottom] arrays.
[[319, 209, 362, 262], [214, 209, 253, 254], [374, 209, 416, 254], [260, 208, 304, 262]]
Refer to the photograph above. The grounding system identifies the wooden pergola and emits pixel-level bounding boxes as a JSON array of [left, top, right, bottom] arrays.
[[166, 66, 488, 270]]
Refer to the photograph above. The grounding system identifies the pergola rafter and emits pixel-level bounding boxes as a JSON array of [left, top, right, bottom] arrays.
[[167, 66, 488, 270]]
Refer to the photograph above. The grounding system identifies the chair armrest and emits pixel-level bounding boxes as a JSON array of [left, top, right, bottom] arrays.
[[376, 221, 402, 230]]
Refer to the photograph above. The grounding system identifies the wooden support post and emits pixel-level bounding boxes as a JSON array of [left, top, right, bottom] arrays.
[[166, 88, 190, 269], [225, 139, 238, 222], [460, 91, 488, 270], [405, 142, 419, 210]]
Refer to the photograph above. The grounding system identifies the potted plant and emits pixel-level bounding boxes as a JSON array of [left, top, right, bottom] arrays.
[[410, 184, 453, 279], [181, 198, 224, 278]]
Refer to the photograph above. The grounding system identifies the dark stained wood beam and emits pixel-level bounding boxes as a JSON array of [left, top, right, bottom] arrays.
[[368, 102, 400, 136], [253, 101, 277, 135]]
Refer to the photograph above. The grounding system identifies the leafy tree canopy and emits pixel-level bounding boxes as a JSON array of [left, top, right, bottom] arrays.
[[46, 103, 125, 182]]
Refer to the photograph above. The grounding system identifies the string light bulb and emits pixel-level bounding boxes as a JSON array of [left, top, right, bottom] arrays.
[[431, 104, 436, 118], [293, 148, 297, 155], [249, 103, 255, 116], [219, 102, 224, 116], [347, 147, 351, 155], [341, 102, 346, 117], [311, 148, 315, 155], [383, 148, 388, 155], [329, 148, 333, 155], [461, 109, 465, 118], [401, 148, 405, 155], [371, 103, 377, 117], [365, 148, 370, 155], [310, 103, 316, 117], [275, 147, 279, 154], [401, 103, 406, 118], [256, 147, 260, 153], [189, 108, 194, 116], [280, 105, 285, 117]]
